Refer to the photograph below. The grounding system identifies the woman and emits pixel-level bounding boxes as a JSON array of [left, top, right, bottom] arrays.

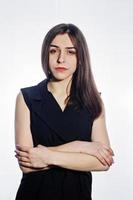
[[15, 23, 114, 200]]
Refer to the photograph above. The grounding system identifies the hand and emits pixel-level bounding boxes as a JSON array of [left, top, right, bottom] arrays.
[[19, 165, 51, 174], [82, 141, 114, 166], [15, 144, 52, 169]]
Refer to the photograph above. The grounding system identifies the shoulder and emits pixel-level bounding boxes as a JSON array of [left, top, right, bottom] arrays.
[[20, 79, 47, 98], [20, 80, 41, 95], [16, 79, 47, 109]]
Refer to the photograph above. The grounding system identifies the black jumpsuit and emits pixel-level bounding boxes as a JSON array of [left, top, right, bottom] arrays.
[[15, 78, 93, 200]]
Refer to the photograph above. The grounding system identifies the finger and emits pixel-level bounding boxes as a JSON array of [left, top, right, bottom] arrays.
[[102, 145, 114, 156], [19, 161, 32, 168], [96, 153, 107, 166], [107, 148, 114, 156], [105, 155, 114, 166], [15, 155, 30, 163], [99, 150, 111, 166], [16, 145, 31, 152], [19, 161, 47, 169], [15, 150, 29, 158], [15, 150, 28, 157], [99, 149, 114, 166]]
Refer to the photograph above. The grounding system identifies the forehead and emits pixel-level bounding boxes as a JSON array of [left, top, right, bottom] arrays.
[[50, 33, 74, 47]]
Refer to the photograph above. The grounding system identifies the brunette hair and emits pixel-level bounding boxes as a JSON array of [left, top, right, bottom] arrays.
[[41, 23, 102, 120]]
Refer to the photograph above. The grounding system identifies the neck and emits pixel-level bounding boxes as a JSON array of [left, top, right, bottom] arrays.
[[47, 76, 73, 96]]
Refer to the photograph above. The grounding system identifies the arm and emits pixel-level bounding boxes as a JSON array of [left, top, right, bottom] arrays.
[[16, 102, 114, 172], [48, 102, 114, 170], [91, 103, 111, 145], [47, 102, 114, 171], [14, 91, 49, 173], [47, 140, 82, 152], [48, 141, 114, 167], [16, 144, 109, 172], [49, 151, 109, 172]]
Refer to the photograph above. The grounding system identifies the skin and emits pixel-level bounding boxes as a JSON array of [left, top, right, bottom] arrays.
[[15, 33, 114, 173], [47, 33, 77, 111]]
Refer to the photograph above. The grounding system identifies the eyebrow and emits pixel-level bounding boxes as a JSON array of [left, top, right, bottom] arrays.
[[50, 44, 76, 50]]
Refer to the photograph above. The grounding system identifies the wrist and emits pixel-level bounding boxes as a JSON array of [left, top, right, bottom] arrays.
[[47, 150, 57, 165], [48, 150, 63, 166]]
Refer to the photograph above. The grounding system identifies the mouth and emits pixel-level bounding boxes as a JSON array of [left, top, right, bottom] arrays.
[[55, 67, 68, 72]]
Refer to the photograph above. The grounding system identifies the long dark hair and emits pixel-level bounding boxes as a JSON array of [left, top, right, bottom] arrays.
[[41, 23, 102, 120]]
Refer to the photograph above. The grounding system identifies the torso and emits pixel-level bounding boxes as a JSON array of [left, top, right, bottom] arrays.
[[47, 83, 70, 112], [49, 93, 68, 112]]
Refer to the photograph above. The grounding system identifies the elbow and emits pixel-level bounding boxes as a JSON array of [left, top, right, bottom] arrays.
[[89, 164, 111, 172]]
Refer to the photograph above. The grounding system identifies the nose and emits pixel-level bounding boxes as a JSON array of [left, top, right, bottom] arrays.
[[57, 51, 65, 63]]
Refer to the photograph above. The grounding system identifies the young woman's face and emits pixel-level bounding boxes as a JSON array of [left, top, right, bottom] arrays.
[[48, 33, 77, 81]]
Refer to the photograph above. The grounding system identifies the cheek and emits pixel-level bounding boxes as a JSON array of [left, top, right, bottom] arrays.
[[49, 56, 56, 68], [70, 58, 77, 69], [67, 56, 77, 65]]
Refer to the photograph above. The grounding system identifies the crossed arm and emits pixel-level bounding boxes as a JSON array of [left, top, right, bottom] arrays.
[[14, 92, 114, 173]]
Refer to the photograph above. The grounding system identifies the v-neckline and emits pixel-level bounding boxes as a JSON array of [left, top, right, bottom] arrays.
[[46, 79, 69, 113]]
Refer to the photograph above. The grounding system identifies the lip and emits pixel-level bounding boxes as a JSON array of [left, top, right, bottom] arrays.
[[55, 67, 68, 72], [55, 66, 67, 69]]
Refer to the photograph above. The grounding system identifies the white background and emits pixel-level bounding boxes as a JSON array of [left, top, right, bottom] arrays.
[[0, 0, 133, 199]]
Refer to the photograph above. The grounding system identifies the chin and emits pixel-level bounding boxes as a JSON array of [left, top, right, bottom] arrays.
[[51, 74, 73, 81]]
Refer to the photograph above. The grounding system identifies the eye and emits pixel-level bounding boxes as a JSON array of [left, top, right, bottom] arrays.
[[68, 50, 76, 55], [49, 49, 57, 54]]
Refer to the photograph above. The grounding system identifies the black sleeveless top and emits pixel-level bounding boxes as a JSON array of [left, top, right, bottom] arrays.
[[15, 78, 93, 200]]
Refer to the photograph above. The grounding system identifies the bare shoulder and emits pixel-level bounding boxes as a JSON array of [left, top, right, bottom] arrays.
[[16, 90, 23, 100], [16, 91, 28, 109]]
